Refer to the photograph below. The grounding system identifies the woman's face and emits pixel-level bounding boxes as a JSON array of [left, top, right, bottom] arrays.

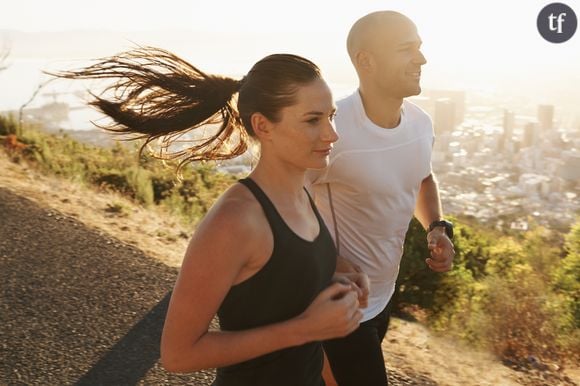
[[266, 78, 338, 170]]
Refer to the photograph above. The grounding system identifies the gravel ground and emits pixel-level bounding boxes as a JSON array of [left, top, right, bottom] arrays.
[[0, 187, 214, 385], [0, 186, 437, 385]]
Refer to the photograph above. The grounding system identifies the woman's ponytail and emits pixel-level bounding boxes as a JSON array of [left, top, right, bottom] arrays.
[[51, 46, 248, 169], [50, 48, 322, 172]]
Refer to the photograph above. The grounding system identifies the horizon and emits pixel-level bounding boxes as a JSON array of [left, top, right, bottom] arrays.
[[1, 0, 580, 125]]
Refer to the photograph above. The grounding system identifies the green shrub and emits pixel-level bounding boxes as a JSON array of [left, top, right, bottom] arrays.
[[395, 218, 440, 310], [396, 217, 492, 312], [93, 172, 134, 197], [430, 266, 484, 344], [0, 114, 19, 136], [126, 167, 154, 207], [481, 266, 560, 363], [151, 175, 176, 204], [3, 126, 237, 227], [10, 124, 576, 366], [549, 220, 580, 357], [398, 215, 579, 365]]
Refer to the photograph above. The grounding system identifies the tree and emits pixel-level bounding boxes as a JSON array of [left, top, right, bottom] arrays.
[[552, 220, 580, 326], [18, 80, 51, 135]]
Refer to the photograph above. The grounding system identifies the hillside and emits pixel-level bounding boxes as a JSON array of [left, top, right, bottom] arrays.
[[1, 151, 578, 386]]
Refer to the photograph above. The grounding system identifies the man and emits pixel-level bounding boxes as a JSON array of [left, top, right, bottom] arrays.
[[307, 11, 455, 385]]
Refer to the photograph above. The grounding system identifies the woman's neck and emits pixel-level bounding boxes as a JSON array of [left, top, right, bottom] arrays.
[[248, 157, 307, 203]]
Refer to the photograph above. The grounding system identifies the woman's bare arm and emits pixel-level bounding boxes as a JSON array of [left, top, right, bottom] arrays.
[[160, 187, 362, 373]]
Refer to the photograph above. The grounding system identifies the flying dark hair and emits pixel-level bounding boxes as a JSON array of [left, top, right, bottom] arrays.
[[50, 46, 321, 172]]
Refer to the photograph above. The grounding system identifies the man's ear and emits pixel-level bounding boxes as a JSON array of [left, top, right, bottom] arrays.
[[355, 50, 373, 73], [250, 112, 274, 141]]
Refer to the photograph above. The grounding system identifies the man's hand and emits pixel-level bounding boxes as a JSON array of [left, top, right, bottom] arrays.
[[426, 227, 455, 272]]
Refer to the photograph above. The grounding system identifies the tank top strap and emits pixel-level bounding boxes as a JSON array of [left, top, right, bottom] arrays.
[[238, 178, 286, 235], [303, 187, 324, 224]]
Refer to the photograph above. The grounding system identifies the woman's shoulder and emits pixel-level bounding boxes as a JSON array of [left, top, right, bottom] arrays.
[[200, 181, 266, 238], [182, 181, 268, 267]]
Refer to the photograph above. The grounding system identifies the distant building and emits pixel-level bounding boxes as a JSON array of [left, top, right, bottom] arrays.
[[512, 140, 521, 154], [500, 109, 515, 152], [434, 98, 456, 135], [510, 220, 529, 231], [519, 173, 551, 197], [423, 89, 465, 125], [522, 122, 539, 148], [559, 150, 580, 181], [503, 109, 515, 135], [538, 104, 554, 131]]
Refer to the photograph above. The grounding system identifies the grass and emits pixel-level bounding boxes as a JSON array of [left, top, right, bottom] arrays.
[[2, 122, 239, 227], [2, 117, 578, 370]]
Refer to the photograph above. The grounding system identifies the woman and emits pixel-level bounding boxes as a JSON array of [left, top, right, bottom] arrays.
[[54, 47, 368, 385]]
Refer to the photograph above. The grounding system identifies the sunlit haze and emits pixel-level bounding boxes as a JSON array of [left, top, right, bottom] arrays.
[[0, 0, 579, 227], [2, 0, 579, 112]]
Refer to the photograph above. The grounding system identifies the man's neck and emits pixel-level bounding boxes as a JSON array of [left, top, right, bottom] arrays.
[[358, 86, 403, 129]]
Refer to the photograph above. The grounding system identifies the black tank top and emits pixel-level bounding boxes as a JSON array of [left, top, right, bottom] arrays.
[[213, 178, 337, 386]]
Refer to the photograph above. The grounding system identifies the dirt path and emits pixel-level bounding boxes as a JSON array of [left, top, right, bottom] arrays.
[[1, 152, 578, 385], [0, 155, 425, 385]]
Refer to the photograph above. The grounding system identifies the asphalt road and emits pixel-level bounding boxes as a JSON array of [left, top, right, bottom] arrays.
[[0, 187, 215, 385], [0, 187, 433, 386]]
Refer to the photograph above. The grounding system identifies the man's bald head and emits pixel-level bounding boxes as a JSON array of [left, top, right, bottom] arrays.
[[346, 11, 426, 98], [347, 11, 415, 65]]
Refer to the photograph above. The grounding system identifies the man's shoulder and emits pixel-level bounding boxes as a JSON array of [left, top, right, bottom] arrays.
[[336, 91, 358, 111], [333, 92, 361, 139], [403, 99, 433, 133]]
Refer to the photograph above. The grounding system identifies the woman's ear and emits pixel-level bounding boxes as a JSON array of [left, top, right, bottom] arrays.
[[250, 112, 274, 141]]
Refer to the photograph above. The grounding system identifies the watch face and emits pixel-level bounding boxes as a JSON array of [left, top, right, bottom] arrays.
[[430, 220, 453, 239]]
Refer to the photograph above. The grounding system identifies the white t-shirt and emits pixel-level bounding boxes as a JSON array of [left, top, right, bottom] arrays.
[[308, 90, 434, 321]]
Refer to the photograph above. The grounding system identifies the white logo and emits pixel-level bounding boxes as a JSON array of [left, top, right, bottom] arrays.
[[548, 12, 567, 33]]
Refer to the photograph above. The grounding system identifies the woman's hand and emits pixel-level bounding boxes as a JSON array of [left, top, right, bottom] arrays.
[[332, 272, 370, 309], [297, 282, 362, 342]]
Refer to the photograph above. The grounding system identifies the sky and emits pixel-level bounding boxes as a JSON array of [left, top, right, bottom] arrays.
[[1, 0, 580, 118]]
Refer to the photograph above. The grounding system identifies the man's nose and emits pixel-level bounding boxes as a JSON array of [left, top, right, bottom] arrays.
[[415, 50, 427, 65]]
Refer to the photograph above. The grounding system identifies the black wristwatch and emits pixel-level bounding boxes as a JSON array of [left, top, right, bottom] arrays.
[[428, 220, 454, 239]]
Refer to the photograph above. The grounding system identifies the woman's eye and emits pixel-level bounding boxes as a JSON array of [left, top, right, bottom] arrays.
[[307, 118, 320, 124]]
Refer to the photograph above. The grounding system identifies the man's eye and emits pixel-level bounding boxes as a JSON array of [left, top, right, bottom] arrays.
[[400, 45, 420, 52], [307, 118, 320, 124]]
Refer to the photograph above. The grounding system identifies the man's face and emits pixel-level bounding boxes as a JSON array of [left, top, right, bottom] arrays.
[[368, 19, 427, 98]]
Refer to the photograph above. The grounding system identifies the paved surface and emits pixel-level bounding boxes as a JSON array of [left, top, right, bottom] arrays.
[[0, 187, 215, 385], [0, 187, 433, 385]]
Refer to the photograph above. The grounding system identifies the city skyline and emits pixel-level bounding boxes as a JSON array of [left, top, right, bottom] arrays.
[[1, 0, 580, 118]]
